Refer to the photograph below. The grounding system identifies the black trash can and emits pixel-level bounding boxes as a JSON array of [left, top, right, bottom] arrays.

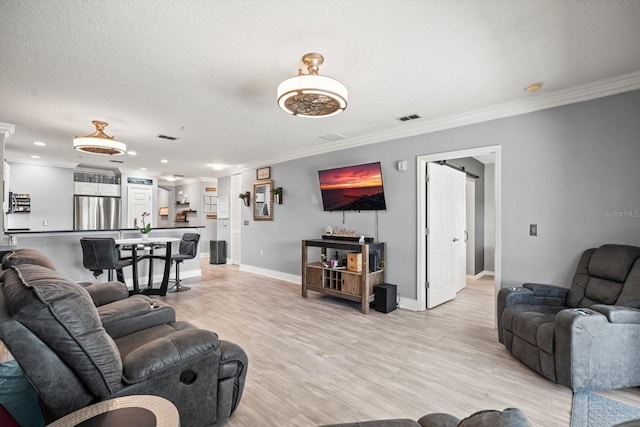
[[374, 283, 397, 313], [209, 241, 226, 264]]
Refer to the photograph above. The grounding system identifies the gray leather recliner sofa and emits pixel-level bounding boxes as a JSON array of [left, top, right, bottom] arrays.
[[498, 244, 640, 391], [0, 257, 248, 426], [320, 408, 532, 427], [1, 248, 176, 338]]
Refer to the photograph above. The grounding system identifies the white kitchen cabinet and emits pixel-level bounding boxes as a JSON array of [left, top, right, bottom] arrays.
[[74, 182, 121, 196]]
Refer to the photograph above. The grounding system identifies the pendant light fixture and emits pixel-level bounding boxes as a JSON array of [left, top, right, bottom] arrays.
[[73, 120, 126, 155], [277, 53, 348, 118]]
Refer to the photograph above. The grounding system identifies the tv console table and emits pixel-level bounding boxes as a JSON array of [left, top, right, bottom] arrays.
[[301, 239, 386, 314]]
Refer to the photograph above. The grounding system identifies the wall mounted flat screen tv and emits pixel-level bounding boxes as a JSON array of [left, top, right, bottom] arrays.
[[318, 162, 387, 211]]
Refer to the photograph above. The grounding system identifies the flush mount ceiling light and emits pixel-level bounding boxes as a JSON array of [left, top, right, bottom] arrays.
[[525, 82, 543, 93], [277, 53, 348, 118], [73, 120, 126, 155]]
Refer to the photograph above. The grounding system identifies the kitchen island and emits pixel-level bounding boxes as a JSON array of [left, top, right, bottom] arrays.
[[3, 226, 205, 288]]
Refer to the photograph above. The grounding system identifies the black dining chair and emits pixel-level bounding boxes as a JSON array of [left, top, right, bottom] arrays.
[[80, 237, 133, 283], [168, 233, 201, 293]]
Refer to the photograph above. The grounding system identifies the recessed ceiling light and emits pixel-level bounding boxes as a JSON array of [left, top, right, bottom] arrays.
[[30, 155, 40, 159], [33, 141, 46, 146], [524, 82, 543, 93], [210, 163, 226, 170], [140, 167, 147, 171], [319, 133, 346, 141], [165, 176, 176, 181], [161, 159, 168, 163], [127, 151, 137, 156]]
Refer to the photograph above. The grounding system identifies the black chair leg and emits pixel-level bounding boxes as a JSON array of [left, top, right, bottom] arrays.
[[116, 269, 126, 285], [168, 260, 190, 293]]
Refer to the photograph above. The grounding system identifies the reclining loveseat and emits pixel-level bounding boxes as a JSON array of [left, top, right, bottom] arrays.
[[498, 244, 640, 391], [0, 248, 248, 426]]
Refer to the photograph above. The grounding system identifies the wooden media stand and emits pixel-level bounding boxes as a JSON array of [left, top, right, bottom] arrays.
[[301, 239, 386, 314]]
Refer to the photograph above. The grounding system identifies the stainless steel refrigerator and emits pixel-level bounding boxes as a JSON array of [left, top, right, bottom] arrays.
[[73, 196, 121, 230]]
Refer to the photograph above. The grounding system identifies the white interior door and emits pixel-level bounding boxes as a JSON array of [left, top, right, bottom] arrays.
[[127, 185, 153, 228], [230, 174, 241, 265], [426, 163, 466, 308]]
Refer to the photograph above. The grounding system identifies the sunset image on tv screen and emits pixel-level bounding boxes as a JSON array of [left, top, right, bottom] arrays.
[[318, 162, 387, 211]]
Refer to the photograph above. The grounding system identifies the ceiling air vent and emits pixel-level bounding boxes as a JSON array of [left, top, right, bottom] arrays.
[[396, 113, 422, 122], [319, 133, 346, 142], [158, 134, 178, 141], [109, 160, 124, 163]]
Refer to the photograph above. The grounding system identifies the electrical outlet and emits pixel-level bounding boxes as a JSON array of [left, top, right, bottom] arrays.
[[243, 220, 249, 226], [529, 224, 538, 236]]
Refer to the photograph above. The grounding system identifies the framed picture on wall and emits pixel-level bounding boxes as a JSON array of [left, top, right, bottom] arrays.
[[256, 166, 271, 180]]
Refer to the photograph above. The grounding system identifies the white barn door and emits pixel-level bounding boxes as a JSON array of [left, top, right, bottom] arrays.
[[426, 162, 466, 308]]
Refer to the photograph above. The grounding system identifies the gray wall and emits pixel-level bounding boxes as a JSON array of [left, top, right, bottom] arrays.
[[484, 163, 495, 271], [236, 90, 640, 300], [445, 157, 485, 275]]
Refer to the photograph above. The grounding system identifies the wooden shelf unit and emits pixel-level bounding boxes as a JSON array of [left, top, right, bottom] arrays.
[[302, 239, 386, 314]]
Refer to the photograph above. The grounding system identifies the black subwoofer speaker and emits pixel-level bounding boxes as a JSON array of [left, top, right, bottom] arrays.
[[374, 283, 397, 313], [209, 241, 226, 264]]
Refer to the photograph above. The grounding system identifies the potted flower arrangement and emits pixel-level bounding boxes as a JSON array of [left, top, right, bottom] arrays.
[[239, 192, 250, 207], [134, 212, 152, 240]]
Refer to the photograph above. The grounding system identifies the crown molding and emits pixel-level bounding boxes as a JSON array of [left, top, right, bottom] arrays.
[[0, 122, 16, 140], [157, 176, 218, 186], [233, 71, 640, 172], [6, 158, 78, 169]]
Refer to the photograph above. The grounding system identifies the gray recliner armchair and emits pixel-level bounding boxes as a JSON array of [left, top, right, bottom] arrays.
[[0, 262, 248, 426], [498, 244, 640, 391]]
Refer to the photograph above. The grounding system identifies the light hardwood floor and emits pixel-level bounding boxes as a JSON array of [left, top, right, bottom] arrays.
[[2, 264, 638, 426], [156, 263, 640, 427]]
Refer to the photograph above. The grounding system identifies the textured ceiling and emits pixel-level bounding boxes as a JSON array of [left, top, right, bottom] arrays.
[[1, 0, 640, 181]]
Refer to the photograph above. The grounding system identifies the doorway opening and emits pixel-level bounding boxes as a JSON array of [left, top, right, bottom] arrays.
[[416, 145, 501, 311]]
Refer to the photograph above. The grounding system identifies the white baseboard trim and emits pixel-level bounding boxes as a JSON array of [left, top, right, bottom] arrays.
[[398, 296, 422, 311], [239, 264, 301, 284], [467, 270, 495, 280], [238, 264, 423, 311]]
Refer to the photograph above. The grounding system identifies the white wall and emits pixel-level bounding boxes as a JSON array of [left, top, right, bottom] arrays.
[[173, 179, 217, 255], [6, 162, 74, 231], [157, 186, 171, 227]]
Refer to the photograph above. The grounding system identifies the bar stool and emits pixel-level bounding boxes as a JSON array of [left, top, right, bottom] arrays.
[[80, 237, 134, 283], [168, 233, 200, 293]]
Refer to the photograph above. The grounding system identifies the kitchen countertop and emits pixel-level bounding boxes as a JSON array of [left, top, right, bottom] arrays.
[[5, 226, 205, 235]]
